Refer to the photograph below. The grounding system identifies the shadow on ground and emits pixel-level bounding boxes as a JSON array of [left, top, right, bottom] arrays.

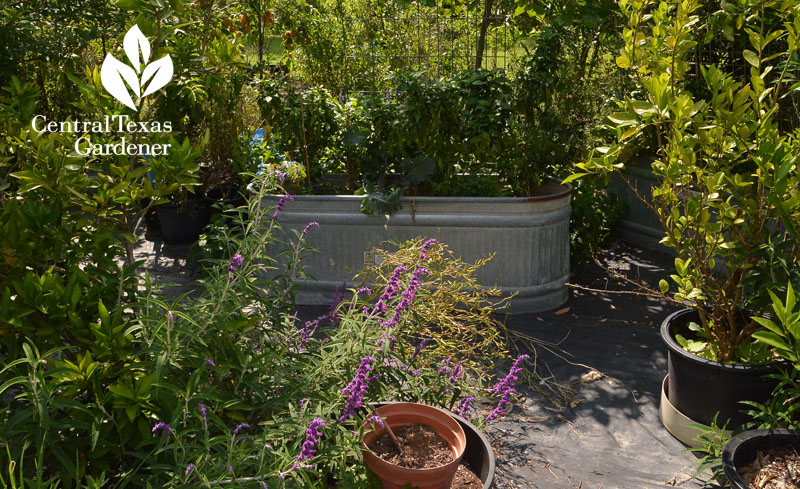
[[490, 241, 716, 489], [134, 233, 718, 489]]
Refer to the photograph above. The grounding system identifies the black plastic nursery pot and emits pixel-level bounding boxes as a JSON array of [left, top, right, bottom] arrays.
[[155, 198, 213, 245], [205, 186, 247, 226], [661, 309, 786, 430], [452, 411, 495, 489], [722, 429, 800, 489], [372, 403, 496, 489], [140, 197, 161, 232]]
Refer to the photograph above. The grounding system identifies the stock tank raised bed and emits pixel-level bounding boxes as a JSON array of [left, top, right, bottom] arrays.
[[261, 180, 572, 313], [608, 155, 666, 251]]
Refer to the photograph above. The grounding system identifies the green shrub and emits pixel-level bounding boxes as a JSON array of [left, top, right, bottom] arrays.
[[1, 171, 525, 488], [573, 0, 800, 363]]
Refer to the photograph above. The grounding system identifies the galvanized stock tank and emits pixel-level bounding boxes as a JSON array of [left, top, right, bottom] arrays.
[[262, 179, 572, 312]]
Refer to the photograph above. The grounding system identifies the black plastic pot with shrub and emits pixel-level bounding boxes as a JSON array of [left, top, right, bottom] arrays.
[[155, 196, 213, 245]]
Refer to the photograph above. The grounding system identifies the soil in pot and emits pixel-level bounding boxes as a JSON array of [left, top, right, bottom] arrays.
[[368, 423, 482, 489], [450, 464, 483, 489], [739, 447, 800, 489], [363, 402, 467, 489], [369, 424, 452, 469], [370, 403, 494, 489]]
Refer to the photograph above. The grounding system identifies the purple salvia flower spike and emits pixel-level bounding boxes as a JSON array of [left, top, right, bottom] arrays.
[[455, 395, 475, 417], [487, 354, 529, 421], [297, 418, 326, 462], [411, 338, 430, 361], [152, 422, 174, 435], [272, 194, 294, 220], [233, 422, 250, 435], [228, 253, 244, 272], [301, 221, 319, 236], [338, 356, 376, 422]]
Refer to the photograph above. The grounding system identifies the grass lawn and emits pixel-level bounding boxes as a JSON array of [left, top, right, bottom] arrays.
[[243, 34, 285, 65]]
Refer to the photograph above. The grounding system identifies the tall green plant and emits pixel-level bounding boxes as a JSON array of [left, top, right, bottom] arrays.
[[570, 0, 800, 363]]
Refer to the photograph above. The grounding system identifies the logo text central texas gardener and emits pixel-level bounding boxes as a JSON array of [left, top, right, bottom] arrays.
[[30, 25, 174, 157]]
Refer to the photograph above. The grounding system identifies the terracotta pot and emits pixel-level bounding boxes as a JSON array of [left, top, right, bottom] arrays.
[[373, 402, 495, 488], [362, 402, 467, 489]]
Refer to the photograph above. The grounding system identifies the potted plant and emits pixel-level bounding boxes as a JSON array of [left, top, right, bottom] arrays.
[[362, 402, 467, 489], [721, 283, 800, 487], [371, 402, 496, 489], [148, 134, 208, 244], [569, 0, 800, 440], [722, 429, 800, 489]]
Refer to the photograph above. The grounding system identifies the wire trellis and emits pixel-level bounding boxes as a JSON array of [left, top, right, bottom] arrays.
[[337, 1, 512, 96]]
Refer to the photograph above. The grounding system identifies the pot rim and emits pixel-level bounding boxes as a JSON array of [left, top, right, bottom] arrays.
[[371, 402, 495, 488], [251, 178, 572, 202], [722, 428, 800, 487], [361, 402, 466, 473], [660, 308, 789, 373]]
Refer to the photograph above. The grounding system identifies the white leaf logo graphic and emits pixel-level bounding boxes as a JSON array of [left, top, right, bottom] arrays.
[[123, 25, 150, 73], [101, 54, 140, 110], [141, 55, 173, 97], [100, 25, 173, 111]]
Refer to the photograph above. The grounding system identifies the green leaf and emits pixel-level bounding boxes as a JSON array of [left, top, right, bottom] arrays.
[[786, 283, 796, 315], [659, 279, 669, 293], [561, 173, 586, 184], [674, 257, 686, 275], [125, 405, 138, 421], [752, 316, 782, 335], [768, 193, 800, 245], [621, 126, 641, 141], [91, 417, 101, 451], [742, 49, 760, 68], [751, 74, 765, 95], [723, 25, 734, 41], [115, 0, 143, 9], [0, 376, 28, 396], [608, 112, 637, 125], [401, 156, 435, 186], [0, 357, 31, 375], [752, 331, 789, 350], [108, 384, 135, 400], [630, 101, 657, 116], [616, 55, 631, 69], [98, 300, 110, 326]]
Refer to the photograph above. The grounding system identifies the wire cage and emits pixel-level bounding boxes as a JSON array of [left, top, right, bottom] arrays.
[[334, 1, 513, 96]]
